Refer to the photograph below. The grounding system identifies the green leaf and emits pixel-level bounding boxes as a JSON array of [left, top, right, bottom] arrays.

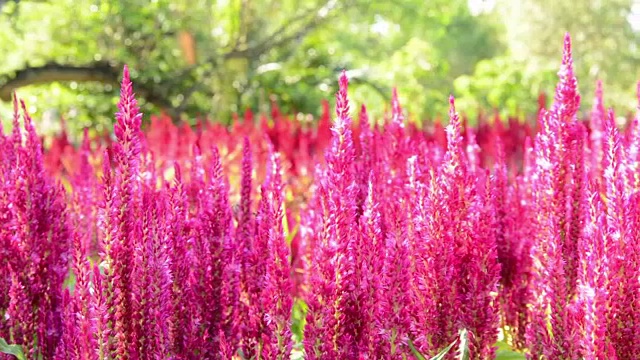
[[407, 336, 458, 360], [494, 341, 526, 360], [456, 328, 470, 360], [496, 350, 527, 360], [282, 200, 299, 246], [290, 299, 308, 344], [408, 332, 526, 360], [407, 338, 427, 360], [429, 338, 457, 360], [286, 223, 299, 245], [0, 337, 26, 360]]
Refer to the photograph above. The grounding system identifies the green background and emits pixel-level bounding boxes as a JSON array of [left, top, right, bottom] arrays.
[[0, 0, 639, 138]]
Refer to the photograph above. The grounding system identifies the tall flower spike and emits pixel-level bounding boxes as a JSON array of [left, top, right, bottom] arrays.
[[602, 108, 625, 218], [237, 136, 255, 355], [552, 33, 581, 122], [262, 152, 294, 359], [336, 70, 351, 129], [7, 101, 72, 358], [70, 230, 96, 359], [114, 65, 143, 169], [600, 108, 638, 358], [563, 121, 587, 295], [92, 264, 110, 359], [239, 137, 253, 238], [10, 92, 21, 145], [447, 96, 462, 146], [444, 95, 465, 181], [101, 65, 145, 360], [493, 138, 513, 286], [327, 70, 356, 185], [329, 92, 360, 357], [575, 188, 616, 359], [356, 174, 384, 355], [391, 87, 405, 128]]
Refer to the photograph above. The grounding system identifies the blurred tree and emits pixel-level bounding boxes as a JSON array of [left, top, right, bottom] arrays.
[[0, 0, 503, 134], [342, 0, 505, 120], [453, 57, 557, 119], [457, 0, 640, 116]]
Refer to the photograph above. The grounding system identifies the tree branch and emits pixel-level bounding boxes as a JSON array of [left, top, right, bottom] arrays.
[[0, 62, 174, 110], [223, 0, 342, 60], [162, 0, 348, 111], [350, 75, 389, 101]]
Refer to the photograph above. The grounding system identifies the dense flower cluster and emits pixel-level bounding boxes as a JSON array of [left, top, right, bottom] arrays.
[[1, 33, 640, 359]]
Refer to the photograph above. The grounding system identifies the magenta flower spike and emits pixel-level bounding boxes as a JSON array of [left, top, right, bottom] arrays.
[[261, 152, 294, 359], [98, 65, 145, 359], [574, 187, 617, 360], [524, 33, 591, 359], [552, 33, 581, 123], [131, 191, 172, 359], [53, 289, 77, 360], [0, 99, 71, 358], [380, 200, 412, 357], [527, 112, 574, 358], [356, 176, 384, 356], [492, 138, 513, 287], [113, 65, 143, 169], [238, 136, 254, 268], [391, 87, 405, 129], [92, 264, 110, 360], [600, 108, 640, 358], [444, 95, 466, 180], [304, 69, 362, 359], [70, 231, 97, 360]]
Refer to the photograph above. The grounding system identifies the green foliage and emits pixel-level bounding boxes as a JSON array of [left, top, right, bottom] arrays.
[[408, 337, 457, 360], [0, 0, 638, 136], [428, 340, 457, 360], [456, 329, 470, 360], [495, 341, 526, 360], [453, 56, 557, 119], [408, 330, 526, 360], [0, 337, 26, 360], [0, 0, 502, 135], [490, 0, 640, 113], [291, 299, 308, 347], [408, 339, 428, 360], [408, 328, 472, 360]]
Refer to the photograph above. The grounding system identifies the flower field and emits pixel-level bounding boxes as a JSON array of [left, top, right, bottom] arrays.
[[1, 33, 639, 359]]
